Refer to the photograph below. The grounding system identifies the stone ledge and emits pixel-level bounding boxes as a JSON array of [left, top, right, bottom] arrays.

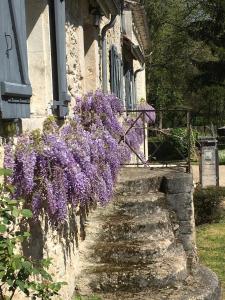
[[161, 172, 193, 194]]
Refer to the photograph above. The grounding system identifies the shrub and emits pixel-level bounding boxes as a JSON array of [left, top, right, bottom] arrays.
[[0, 169, 65, 299], [148, 127, 198, 162], [194, 186, 225, 225], [169, 127, 198, 160], [219, 149, 225, 165]]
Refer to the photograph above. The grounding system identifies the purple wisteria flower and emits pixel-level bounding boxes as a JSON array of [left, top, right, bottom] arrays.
[[3, 143, 14, 183], [3, 91, 150, 225]]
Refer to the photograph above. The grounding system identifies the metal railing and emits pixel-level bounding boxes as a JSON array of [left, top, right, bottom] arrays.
[[119, 108, 191, 173]]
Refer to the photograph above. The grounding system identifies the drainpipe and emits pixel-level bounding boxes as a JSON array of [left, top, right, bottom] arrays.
[[101, 15, 117, 93], [134, 64, 145, 104]]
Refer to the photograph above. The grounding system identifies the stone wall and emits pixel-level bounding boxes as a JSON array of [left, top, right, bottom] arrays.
[[162, 172, 198, 270], [66, 0, 84, 107], [14, 209, 88, 300], [22, 0, 53, 132]]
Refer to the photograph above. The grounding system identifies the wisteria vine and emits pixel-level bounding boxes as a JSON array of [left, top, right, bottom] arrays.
[[4, 91, 155, 225]]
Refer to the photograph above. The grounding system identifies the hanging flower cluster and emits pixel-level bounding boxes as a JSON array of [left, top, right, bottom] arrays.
[[4, 91, 155, 225]]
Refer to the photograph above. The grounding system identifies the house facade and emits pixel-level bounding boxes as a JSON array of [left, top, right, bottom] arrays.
[[0, 1, 150, 298], [0, 0, 149, 136]]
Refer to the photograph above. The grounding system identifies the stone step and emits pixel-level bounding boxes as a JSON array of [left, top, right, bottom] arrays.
[[115, 176, 162, 197], [79, 244, 187, 293], [84, 238, 181, 266], [90, 192, 167, 219], [85, 218, 175, 243], [85, 208, 174, 243], [113, 192, 167, 213], [83, 194, 175, 246], [114, 191, 166, 205], [83, 266, 221, 300]]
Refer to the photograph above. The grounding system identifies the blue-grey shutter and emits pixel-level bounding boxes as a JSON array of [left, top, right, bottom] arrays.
[[110, 45, 123, 99], [118, 54, 124, 100], [53, 0, 71, 118], [0, 0, 31, 119], [110, 45, 116, 94], [131, 71, 135, 109], [125, 69, 131, 109]]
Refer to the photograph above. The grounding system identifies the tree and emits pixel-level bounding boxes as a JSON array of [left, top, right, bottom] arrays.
[[144, 0, 225, 126], [187, 0, 225, 87]]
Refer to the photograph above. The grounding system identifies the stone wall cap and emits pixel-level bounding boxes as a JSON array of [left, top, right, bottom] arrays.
[[161, 172, 193, 194]]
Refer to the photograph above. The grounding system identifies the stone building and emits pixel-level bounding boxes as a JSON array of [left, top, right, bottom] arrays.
[[0, 1, 150, 298], [0, 0, 149, 135]]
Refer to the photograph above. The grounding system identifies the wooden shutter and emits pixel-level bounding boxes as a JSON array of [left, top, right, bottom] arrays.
[[110, 45, 116, 95], [110, 45, 123, 99], [125, 69, 132, 109], [0, 0, 32, 119], [131, 71, 135, 109], [118, 54, 124, 100], [53, 0, 71, 118]]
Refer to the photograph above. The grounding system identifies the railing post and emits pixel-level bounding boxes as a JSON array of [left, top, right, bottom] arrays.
[[142, 112, 146, 162], [187, 111, 191, 173]]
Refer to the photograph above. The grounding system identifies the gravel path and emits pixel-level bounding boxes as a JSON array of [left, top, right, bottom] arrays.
[[192, 165, 225, 186]]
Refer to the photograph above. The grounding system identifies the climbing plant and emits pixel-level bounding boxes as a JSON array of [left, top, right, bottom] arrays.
[[0, 169, 65, 299], [4, 91, 155, 225]]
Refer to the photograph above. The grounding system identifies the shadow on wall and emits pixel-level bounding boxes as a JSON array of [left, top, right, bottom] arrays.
[[21, 203, 95, 267], [26, 0, 46, 38]]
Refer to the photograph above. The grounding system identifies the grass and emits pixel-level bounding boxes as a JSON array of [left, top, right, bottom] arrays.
[[197, 221, 225, 297]]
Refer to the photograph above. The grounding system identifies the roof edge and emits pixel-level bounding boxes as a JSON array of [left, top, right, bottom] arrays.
[[123, 36, 145, 64], [96, 0, 121, 17]]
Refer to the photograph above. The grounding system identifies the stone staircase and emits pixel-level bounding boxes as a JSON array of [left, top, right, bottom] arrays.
[[75, 168, 221, 300]]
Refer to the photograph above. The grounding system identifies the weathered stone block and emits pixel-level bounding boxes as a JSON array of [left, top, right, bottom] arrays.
[[162, 173, 193, 194], [167, 193, 193, 221]]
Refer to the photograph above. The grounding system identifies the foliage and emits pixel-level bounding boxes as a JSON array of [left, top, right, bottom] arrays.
[[219, 150, 225, 165], [148, 127, 198, 162], [194, 186, 225, 225], [4, 91, 151, 225], [0, 168, 65, 299], [169, 127, 198, 159], [144, 0, 225, 126], [187, 0, 225, 87], [197, 221, 225, 292]]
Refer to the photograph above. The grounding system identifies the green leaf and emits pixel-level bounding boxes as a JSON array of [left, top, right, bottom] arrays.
[[5, 184, 15, 194], [22, 260, 33, 272], [12, 257, 22, 270], [21, 209, 33, 218], [7, 200, 18, 206], [23, 232, 31, 238], [7, 279, 14, 286], [0, 168, 12, 176], [0, 224, 7, 233], [3, 217, 10, 225], [12, 208, 20, 218]]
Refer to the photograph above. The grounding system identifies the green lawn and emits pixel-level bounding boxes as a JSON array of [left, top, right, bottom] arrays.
[[197, 221, 225, 297]]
